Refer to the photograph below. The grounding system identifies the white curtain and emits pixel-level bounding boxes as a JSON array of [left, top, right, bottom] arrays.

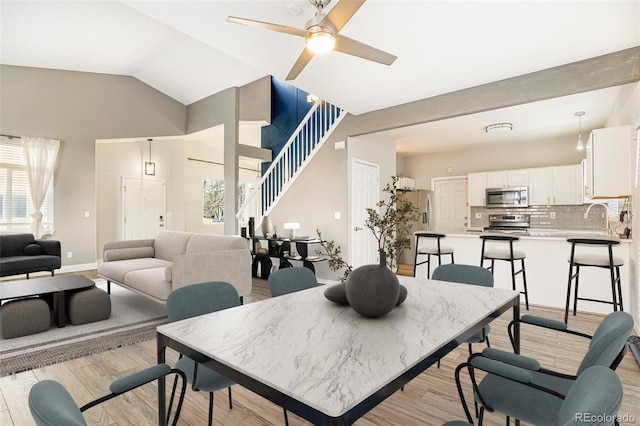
[[21, 136, 60, 237]]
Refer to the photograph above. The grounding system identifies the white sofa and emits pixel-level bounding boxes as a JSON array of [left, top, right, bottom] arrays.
[[98, 231, 251, 304]]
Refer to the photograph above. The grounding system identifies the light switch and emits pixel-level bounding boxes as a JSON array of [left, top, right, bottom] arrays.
[[550, 212, 556, 219], [475, 213, 482, 219], [334, 211, 341, 219], [84, 211, 90, 218]]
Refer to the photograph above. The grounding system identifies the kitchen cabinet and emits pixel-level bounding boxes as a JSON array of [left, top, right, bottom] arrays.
[[486, 171, 507, 188], [529, 165, 583, 205], [468, 172, 488, 206], [585, 125, 632, 198], [552, 165, 582, 205], [529, 167, 552, 205], [507, 169, 530, 187]]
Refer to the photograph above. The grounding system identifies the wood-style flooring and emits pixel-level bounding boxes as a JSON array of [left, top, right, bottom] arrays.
[[1, 267, 638, 425]]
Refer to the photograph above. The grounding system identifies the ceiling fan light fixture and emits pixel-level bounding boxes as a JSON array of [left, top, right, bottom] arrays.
[[484, 123, 513, 133], [305, 29, 335, 54]]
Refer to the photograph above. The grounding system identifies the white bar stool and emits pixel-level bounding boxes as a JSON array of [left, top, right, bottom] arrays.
[[479, 233, 530, 310], [413, 232, 454, 279], [564, 236, 624, 324]]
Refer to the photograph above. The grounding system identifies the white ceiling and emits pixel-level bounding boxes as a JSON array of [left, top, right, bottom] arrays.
[[1, 0, 639, 155]]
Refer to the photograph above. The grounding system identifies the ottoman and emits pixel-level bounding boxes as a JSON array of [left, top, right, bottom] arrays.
[[0, 298, 51, 339], [66, 286, 111, 325]]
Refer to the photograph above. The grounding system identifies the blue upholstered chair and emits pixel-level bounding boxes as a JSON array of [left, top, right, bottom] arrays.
[[268, 266, 319, 297], [28, 363, 186, 426], [432, 264, 494, 363], [166, 281, 241, 426], [454, 311, 633, 425], [445, 365, 623, 426]]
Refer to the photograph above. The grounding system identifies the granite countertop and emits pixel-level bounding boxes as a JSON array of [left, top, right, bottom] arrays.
[[457, 228, 632, 242]]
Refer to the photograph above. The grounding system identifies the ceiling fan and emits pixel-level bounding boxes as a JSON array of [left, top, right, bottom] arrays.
[[227, 0, 397, 80]]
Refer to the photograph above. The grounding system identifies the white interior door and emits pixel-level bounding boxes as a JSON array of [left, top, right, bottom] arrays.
[[435, 178, 468, 232], [123, 177, 166, 240], [351, 159, 380, 268]]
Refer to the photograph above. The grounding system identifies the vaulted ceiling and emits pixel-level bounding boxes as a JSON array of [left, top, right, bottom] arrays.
[[1, 1, 639, 153]]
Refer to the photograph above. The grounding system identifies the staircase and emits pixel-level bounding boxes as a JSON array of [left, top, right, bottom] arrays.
[[237, 100, 344, 226]]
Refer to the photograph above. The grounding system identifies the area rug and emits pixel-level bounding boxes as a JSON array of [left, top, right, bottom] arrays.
[[0, 279, 168, 376]]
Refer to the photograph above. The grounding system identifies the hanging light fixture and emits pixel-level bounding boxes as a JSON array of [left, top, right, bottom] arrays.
[[575, 111, 586, 151], [144, 138, 155, 176]]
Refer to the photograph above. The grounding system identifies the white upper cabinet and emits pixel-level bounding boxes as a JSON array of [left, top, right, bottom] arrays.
[[552, 165, 583, 205], [468, 172, 488, 206], [507, 169, 530, 187], [486, 171, 508, 188], [529, 167, 553, 205], [585, 125, 632, 198]]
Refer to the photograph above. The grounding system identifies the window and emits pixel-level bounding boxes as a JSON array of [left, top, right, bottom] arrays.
[[202, 178, 251, 225], [0, 141, 54, 233]]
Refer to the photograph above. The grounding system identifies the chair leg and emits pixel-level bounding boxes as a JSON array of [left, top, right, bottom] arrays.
[[564, 263, 574, 323], [427, 255, 431, 279], [573, 265, 581, 316], [283, 408, 289, 426], [616, 266, 623, 311], [208, 392, 214, 426], [485, 335, 490, 348], [610, 265, 619, 312], [107, 280, 111, 294], [228, 386, 233, 409], [520, 259, 529, 310], [468, 343, 473, 356]]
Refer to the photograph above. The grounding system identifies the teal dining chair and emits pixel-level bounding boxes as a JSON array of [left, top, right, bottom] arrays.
[[268, 266, 319, 297], [454, 311, 633, 425], [166, 281, 240, 426], [29, 363, 187, 426], [268, 266, 320, 426], [432, 264, 494, 367], [445, 365, 623, 426]]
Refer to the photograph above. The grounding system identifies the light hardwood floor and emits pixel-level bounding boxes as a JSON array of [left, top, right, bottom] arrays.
[[1, 268, 638, 425]]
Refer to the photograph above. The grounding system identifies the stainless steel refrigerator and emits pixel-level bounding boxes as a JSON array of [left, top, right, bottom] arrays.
[[397, 189, 434, 265]]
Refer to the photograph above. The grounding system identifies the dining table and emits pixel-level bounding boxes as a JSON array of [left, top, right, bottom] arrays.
[[156, 275, 520, 425]]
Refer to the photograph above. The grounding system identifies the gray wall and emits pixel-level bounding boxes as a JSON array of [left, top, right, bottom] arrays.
[[0, 65, 186, 266]]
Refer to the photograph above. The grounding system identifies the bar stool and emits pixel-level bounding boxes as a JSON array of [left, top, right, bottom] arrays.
[[479, 234, 529, 310], [413, 232, 454, 279], [564, 237, 624, 324]]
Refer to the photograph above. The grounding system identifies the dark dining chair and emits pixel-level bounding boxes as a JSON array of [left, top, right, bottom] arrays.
[[166, 281, 240, 426], [29, 363, 187, 426], [454, 311, 633, 425]]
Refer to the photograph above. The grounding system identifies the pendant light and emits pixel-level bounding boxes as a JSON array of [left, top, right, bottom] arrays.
[[575, 111, 585, 151], [144, 138, 155, 175]]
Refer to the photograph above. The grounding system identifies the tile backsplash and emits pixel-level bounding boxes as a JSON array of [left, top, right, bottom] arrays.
[[469, 204, 628, 233]]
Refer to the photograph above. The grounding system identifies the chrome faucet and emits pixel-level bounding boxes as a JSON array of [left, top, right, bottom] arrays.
[[583, 202, 611, 234]]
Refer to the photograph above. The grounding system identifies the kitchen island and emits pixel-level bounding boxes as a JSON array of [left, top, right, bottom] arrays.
[[414, 230, 632, 316]]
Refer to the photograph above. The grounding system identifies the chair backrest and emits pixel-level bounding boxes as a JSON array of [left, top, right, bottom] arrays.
[[167, 281, 240, 322], [431, 264, 494, 288], [29, 380, 87, 426], [577, 311, 634, 375], [558, 366, 623, 426], [268, 267, 319, 297]]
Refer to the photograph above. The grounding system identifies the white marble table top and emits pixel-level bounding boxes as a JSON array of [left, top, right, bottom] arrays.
[[157, 275, 518, 420]]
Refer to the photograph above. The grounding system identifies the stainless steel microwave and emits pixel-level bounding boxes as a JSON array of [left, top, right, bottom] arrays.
[[485, 187, 529, 208]]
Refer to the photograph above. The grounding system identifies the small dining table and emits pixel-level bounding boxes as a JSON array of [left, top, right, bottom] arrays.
[[156, 275, 520, 425]]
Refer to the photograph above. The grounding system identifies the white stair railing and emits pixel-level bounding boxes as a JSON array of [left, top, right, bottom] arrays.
[[237, 100, 344, 226]]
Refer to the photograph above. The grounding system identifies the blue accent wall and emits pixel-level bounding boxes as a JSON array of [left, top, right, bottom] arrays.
[[261, 77, 311, 173]]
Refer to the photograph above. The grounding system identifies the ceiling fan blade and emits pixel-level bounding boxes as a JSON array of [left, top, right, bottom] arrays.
[[227, 16, 307, 38], [334, 34, 397, 66], [322, 0, 366, 32], [286, 49, 315, 80]]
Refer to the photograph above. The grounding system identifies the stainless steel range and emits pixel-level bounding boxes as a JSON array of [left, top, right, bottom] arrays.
[[484, 214, 530, 234]]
